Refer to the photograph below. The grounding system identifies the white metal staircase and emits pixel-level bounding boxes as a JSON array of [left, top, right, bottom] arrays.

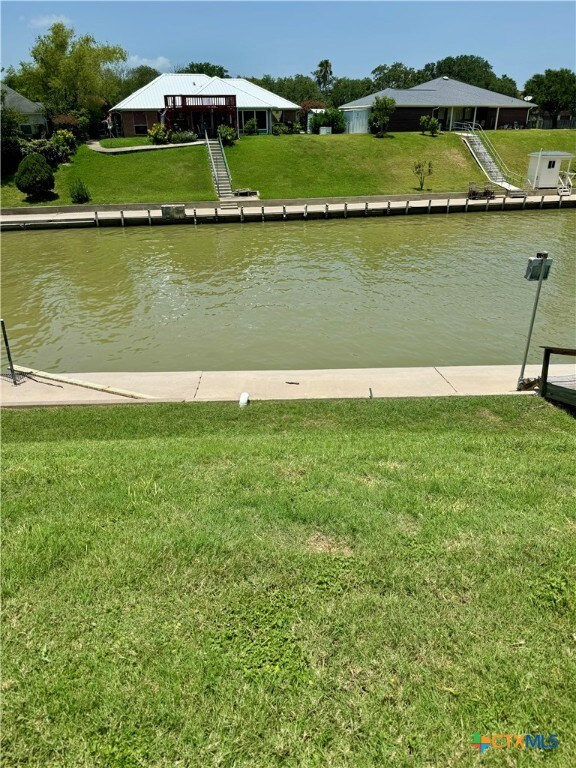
[[205, 131, 237, 208], [454, 122, 530, 193]]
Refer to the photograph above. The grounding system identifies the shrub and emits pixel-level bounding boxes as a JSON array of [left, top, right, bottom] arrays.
[[15, 153, 55, 199], [217, 125, 237, 146], [412, 159, 433, 190], [428, 117, 440, 136], [243, 118, 258, 135], [272, 123, 292, 135], [19, 133, 74, 168], [69, 177, 91, 203], [419, 115, 431, 134], [310, 107, 346, 134], [169, 131, 198, 144], [147, 123, 171, 144], [370, 96, 396, 137]]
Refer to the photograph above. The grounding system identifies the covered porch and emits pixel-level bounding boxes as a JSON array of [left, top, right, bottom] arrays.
[[163, 94, 238, 138]]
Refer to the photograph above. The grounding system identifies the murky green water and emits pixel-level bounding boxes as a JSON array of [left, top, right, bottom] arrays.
[[2, 211, 574, 372]]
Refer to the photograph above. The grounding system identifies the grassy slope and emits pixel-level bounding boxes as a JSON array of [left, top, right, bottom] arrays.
[[2, 397, 575, 767], [487, 129, 576, 179], [0, 144, 217, 207], [226, 132, 485, 198], [2, 129, 575, 207]]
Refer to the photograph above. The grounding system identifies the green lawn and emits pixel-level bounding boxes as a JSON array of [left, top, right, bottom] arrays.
[[99, 137, 151, 148], [2, 397, 575, 767], [487, 129, 576, 179], [2, 129, 575, 207], [226, 132, 486, 198], [0, 144, 217, 207]]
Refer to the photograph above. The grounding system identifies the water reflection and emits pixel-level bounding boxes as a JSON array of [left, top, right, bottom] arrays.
[[2, 211, 574, 372]]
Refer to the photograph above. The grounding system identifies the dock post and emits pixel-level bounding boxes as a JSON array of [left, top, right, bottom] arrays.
[[1, 318, 18, 386], [304, 205, 307, 219], [522, 196, 527, 210], [325, 204, 329, 219], [120, 210, 125, 227], [193, 208, 197, 225], [344, 202, 348, 218], [147, 209, 152, 225], [540, 195, 544, 209], [465, 198, 469, 213], [447, 198, 450, 214], [428, 199, 432, 214], [558, 196, 562, 209], [215, 207, 219, 222], [365, 202, 368, 216], [94, 211, 99, 228], [261, 206, 265, 222], [517, 251, 549, 389], [240, 207, 244, 222], [283, 205, 286, 220], [387, 201, 391, 215], [405, 201, 410, 214]]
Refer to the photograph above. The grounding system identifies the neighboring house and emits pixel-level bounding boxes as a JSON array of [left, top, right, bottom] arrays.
[[339, 77, 535, 133], [1, 83, 47, 137], [111, 74, 300, 137]]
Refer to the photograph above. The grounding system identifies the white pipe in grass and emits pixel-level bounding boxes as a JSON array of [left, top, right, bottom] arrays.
[[239, 392, 250, 408]]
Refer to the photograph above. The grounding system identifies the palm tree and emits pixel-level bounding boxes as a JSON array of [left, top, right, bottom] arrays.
[[313, 59, 333, 95]]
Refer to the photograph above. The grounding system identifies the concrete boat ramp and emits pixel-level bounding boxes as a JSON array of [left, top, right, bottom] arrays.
[[2, 364, 573, 408]]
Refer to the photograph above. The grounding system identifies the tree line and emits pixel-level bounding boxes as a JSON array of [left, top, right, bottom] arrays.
[[2, 22, 576, 138]]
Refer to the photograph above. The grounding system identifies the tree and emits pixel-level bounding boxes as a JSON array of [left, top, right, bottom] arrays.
[[4, 23, 126, 127], [15, 153, 55, 199], [419, 54, 518, 96], [0, 89, 24, 174], [330, 77, 374, 108], [175, 62, 229, 77], [369, 96, 396, 136], [524, 68, 576, 128], [412, 159, 433, 190], [313, 59, 333, 95], [371, 62, 422, 90], [247, 74, 322, 105]]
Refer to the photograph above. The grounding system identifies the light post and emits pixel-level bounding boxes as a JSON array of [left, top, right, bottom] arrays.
[[517, 251, 552, 390]]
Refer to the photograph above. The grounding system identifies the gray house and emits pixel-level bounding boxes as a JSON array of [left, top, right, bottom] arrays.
[[339, 77, 535, 133], [1, 83, 47, 137]]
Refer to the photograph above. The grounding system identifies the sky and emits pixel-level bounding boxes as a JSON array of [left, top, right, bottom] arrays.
[[1, 0, 575, 89]]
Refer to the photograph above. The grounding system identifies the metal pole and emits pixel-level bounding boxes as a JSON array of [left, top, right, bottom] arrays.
[[1, 318, 18, 385], [517, 252, 548, 389]]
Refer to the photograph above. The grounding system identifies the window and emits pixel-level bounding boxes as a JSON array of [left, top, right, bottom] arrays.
[[256, 111, 267, 131], [133, 112, 148, 135], [20, 124, 32, 136], [547, 160, 556, 169]]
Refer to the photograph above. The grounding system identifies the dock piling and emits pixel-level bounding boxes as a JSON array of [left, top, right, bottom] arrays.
[[94, 211, 99, 228], [120, 210, 125, 227]]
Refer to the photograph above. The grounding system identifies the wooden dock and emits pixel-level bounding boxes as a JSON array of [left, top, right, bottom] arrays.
[[540, 347, 576, 408], [1, 193, 575, 231]]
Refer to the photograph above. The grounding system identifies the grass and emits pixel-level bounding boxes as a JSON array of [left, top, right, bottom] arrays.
[[487, 129, 576, 179], [226, 132, 486, 198], [99, 137, 151, 148], [2, 397, 575, 767], [0, 144, 217, 207], [2, 129, 575, 207]]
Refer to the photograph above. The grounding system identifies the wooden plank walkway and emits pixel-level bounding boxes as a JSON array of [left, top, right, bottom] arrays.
[[2, 193, 575, 231]]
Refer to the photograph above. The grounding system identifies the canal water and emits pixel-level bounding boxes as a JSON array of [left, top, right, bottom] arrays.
[[2, 211, 574, 372]]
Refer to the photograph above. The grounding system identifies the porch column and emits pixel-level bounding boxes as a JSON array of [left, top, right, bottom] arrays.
[[449, 107, 454, 131], [472, 107, 477, 126], [494, 107, 500, 130]]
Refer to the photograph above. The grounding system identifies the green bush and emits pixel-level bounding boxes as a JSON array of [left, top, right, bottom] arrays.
[[243, 118, 258, 135], [310, 108, 346, 134], [169, 131, 198, 144], [428, 117, 440, 136], [147, 123, 171, 144], [19, 138, 70, 168], [53, 129, 77, 153], [69, 177, 91, 203], [419, 115, 431, 134], [272, 123, 292, 135], [217, 125, 237, 146], [14, 153, 55, 199]]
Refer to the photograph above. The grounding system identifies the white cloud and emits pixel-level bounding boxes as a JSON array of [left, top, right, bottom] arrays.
[[28, 14, 72, 30], [128, 55, 172, 72]]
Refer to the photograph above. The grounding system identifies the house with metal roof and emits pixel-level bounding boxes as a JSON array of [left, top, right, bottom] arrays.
[[111, 74, 300, 137], [339, 77, 535, 133], [1, 83, 47, 137]]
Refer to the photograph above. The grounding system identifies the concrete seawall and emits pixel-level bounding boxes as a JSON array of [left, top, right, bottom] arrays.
[[2, 193, 574, 231]]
